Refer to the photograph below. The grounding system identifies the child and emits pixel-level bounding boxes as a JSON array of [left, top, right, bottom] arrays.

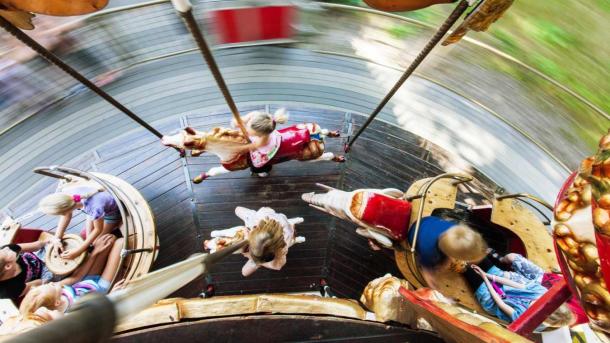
[[39, 187, 121, 261], [205, 207, 305, 277], [232, 109, 289, 177], [18, 234, 123, 319], [470, 253, 574, 328], [408, 216, 489, 289], [0, 238, 54, 301]]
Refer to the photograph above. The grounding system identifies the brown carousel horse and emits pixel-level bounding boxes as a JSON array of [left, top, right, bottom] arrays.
[[0, 0, 108, 29], [361, 0, 515, 46], [162, 124, 344, 183]]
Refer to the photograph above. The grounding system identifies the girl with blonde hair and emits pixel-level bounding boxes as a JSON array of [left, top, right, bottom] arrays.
[[407, 216, 488, 288], [205, 207, 304, 277], [18, 234, 123, 319], [229, 108, 342, 178], [232, 108, 289, 177], [39, 186, 121, 260]]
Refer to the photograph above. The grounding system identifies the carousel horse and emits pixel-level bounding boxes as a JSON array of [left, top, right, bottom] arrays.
[[362, 0, 455, 12], [203, 207, 306, 277], [162, 124, 344, 183], [0, 0, 108, 29], [302, 184, 411, 249], [359, 0, 514, 46]]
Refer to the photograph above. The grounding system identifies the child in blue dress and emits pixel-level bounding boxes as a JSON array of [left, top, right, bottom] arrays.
[[469, 253, 573, 328]]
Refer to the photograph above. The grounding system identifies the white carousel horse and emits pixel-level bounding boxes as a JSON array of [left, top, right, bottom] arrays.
[[302, 184, 411, 249], [203, 207, 305, 277], [161, 123, 344, 183]]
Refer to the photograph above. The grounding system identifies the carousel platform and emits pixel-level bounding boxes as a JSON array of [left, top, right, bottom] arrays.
[[0, 100, 496, 298], [0, 44, 507, 299]]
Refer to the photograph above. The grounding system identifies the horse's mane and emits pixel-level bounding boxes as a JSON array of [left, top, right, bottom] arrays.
[[205, 127, 248, 145]]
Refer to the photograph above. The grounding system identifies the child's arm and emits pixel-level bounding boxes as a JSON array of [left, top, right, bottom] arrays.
[[485, 272, 525, 289], [237, 135, 269, 153], [60, 234, 114, 286], [241, 259, 259, 277], [61, 218, 102, 260], [20, 280, 43, 297], [50, 213, 73, 252], [481, 276, 515, 318], [18, 237, 51, 253], [54, 212, 72, 239]]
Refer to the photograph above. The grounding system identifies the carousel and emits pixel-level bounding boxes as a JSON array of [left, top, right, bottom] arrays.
[[0, 0, 608, 342]]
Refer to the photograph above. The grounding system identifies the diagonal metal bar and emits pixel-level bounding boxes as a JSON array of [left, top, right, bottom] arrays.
[[346, 0, 469, 150], [0, 16, 173, 146], [174, 3, 251, 142]]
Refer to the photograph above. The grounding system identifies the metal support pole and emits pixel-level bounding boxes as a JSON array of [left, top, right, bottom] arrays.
[[346, 0, 469, 150], [8, 240, 247, 342], [0, 16, 169, 143], [173, 1, 250, 141]]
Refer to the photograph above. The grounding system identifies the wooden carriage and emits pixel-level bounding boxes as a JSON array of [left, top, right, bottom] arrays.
[[0, 166, 158, 289], [395, 173, 558, 314]]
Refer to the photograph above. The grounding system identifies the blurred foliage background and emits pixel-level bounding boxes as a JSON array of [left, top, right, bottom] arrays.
[[326, 0, 610, 123]]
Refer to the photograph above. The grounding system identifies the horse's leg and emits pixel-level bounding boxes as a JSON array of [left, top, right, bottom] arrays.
[[308, 152, 345, 163], [355, 227, 393, 249], [193, 165, 231, 184]]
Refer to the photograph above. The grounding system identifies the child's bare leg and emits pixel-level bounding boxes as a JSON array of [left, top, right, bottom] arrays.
[[87, 236, 117, 276], [101, 238, 124, 282], [500, 253, 519, 264], [102, 220, 121, 236]]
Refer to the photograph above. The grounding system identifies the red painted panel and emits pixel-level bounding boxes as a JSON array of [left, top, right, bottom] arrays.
[[213, 6, 296, 44], [507, 279, 572, 336], [361, 194, 411, 240], [13, 228, 42, 244], [214, 9, 240, 44]]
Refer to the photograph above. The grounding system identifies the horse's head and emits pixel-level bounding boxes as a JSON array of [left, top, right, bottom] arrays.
[[161, 127, 207, 150]]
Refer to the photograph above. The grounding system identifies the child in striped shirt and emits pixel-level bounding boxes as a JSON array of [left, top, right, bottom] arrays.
[[18, 234, 123, 320]]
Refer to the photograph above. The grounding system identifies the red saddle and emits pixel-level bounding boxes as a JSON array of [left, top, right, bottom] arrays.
[[360, 192, 412, 240], [273, 125, 312, 161]]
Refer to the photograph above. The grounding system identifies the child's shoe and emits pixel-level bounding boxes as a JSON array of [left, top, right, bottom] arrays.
[[193, 172, 208, 184], [332, 155, 346, 163]]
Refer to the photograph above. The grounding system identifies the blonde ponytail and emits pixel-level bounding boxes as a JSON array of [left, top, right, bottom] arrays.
[[248, 218, 286, 264], [39, 188, 104, 215], [19, 285, 60, 316], [272, 108, 288, 125], [39, 193, 75, 215], [248, 108, 289, 135]]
